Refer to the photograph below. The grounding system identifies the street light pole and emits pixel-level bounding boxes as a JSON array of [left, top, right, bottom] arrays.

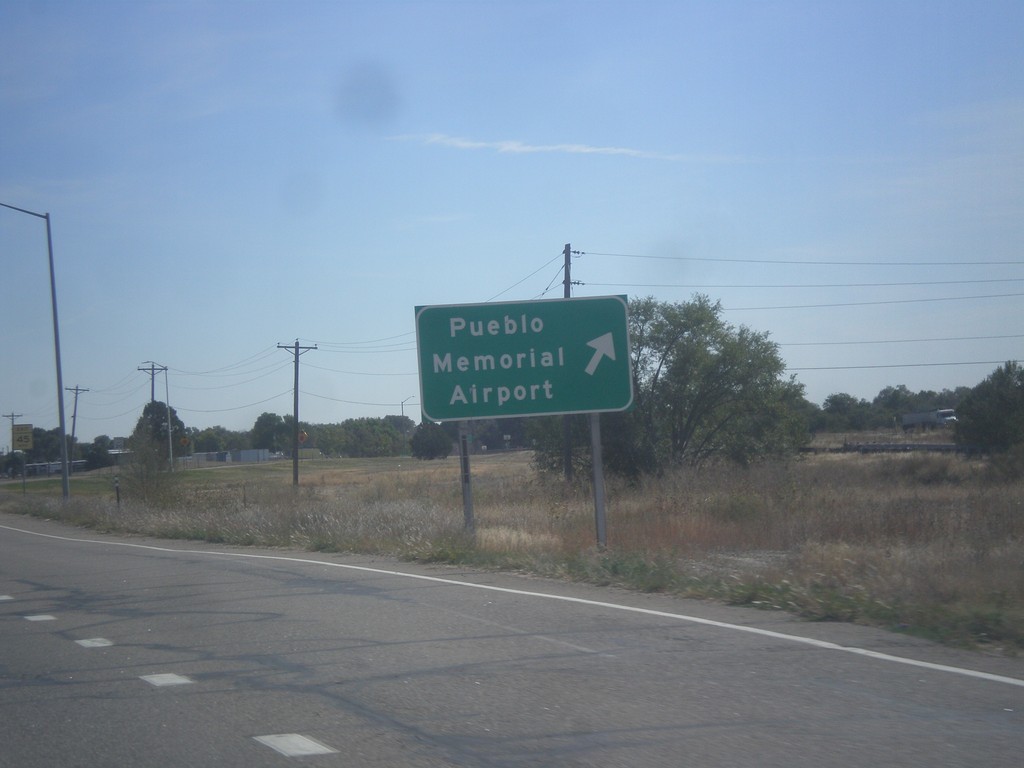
[[1, 202, 70, 499]]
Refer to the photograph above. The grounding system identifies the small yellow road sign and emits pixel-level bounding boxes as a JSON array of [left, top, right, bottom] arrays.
[[12, 424, 33, 451]]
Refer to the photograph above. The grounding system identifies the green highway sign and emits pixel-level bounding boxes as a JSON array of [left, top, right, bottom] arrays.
[[415, 296, 633, 421]]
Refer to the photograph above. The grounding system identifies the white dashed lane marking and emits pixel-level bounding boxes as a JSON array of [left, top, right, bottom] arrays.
[[254, 734, 338, 757], [140, 673, 194, 687], [5, 579, 338, 759]]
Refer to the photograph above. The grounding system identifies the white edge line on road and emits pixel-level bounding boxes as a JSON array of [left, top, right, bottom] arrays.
[[3, 522, 1022, 689]]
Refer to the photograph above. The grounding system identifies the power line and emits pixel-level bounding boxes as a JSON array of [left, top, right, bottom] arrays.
[[581, 250, 1024, 266], [536, 263, 571, 299], [300, 390, 410, 407], [79, 404, 150, 422], [787, 360, 1019, 371], [724, 292, 1024, 311], [170, 361, 294, 391], [779, 333, 1024, 347], [314, 343, 417, 354], [304, 362, 417, 377], [586, 278, 1024, 289], [79, 379, 148, 408], [488, 252, 564, 302], [309, 332, 415, 348], [167, 345, 279, 376], [89, 370, 146, 395], [172, 389, 292, 414]]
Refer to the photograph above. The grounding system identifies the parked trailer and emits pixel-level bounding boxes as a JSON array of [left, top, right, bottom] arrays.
[[900, 409, 956, 430]]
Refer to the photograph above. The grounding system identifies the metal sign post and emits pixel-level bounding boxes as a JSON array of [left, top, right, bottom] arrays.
[[458, 423, 475, 535]]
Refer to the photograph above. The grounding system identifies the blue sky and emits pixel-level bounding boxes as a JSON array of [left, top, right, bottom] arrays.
[[2, 0, 1022, 445]]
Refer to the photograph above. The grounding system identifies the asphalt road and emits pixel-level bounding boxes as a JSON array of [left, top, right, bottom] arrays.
[[2, 513, 1021, 767]]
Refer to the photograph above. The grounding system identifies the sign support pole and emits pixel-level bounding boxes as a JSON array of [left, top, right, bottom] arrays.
[[589, 412, 607, 548], [458, 422, 475, 535]]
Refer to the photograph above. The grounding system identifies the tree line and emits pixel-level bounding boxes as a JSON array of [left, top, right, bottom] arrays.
[[4, 295, 1021, 479]]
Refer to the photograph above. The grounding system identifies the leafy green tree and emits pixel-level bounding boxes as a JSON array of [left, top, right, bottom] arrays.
[[309, 423, 346, 457], [534, 295, 809, 475], [83, 435, 115, 470], [134, 401, 186, 448], [338, 417, 406, 458], [872, 385, 915, 426], [955, 362, 1024, 451], [630, 295, 807, 467], [123, 402, 187, 490], [189, 425, 247, 452], [2, 448, 25, 477], [469, 417, 528, 451], [411, 420, 452, 460], [25, 427, 63, 463], [383, 414, 416, 439], [871, 385, 969, 428], [819, 393, 874, 431], [251, 412, 289, 452]]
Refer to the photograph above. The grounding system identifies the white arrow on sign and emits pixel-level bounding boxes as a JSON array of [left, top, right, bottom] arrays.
[[584, 332, 616, 375]]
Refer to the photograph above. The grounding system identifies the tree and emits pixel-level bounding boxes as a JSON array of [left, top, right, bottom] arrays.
[[26, 427, 63, 463], [309, 422, 346, 457], [819, 393, 874, 431], [630, 295, 808, 467], [133, 401, 186, 449], [189, 425, 248, 453], [338, 417, 406, 458], [410, 420, 452, 460], [533, 295, 809, 476], [383, 414, 416, 439], [469, 417, 528, 451], [955, 362, 1024, 451], [83, 435, 115, 470], [251, 412, 289, 453], [124, 402, 186, 489], [872, 385, 915, 425]]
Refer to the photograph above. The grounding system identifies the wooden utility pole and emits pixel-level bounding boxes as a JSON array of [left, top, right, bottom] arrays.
[[138, 362, 165, 402], [562, 242, 573, 483], [3, 412, 22, 455], [65, 385, 89, 460], [278, 339, 317, 486]]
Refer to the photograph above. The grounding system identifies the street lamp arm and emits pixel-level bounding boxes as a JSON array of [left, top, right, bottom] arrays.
[[0, 201, 47, 219]]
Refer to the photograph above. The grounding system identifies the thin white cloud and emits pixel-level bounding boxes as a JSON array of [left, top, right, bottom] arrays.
[[398, 133, 742, 163]]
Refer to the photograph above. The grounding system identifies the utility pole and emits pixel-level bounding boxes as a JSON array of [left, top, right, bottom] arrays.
[[3, 412, 22, 456], [65, 385, 88, 461], [278, 339, 317, 486], [138, 361, 166, 403], [138, 362, 173, 471], [562, 243, 573, 483]]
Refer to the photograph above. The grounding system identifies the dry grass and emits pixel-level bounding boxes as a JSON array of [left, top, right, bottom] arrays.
[[2, 448, 1022, 652]]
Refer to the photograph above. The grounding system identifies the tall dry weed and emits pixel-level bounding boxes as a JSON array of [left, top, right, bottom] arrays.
[[5, 450, 1022, 650]]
